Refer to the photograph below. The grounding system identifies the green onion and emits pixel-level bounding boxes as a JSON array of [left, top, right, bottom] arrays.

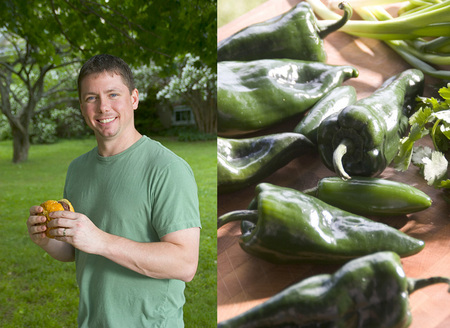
[[308, 0, 450, 39], [306, 0, 450, 79]]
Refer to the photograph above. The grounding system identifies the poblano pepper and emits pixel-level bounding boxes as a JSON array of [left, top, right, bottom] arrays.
[[218, 2, 352, 62], [218, 59, 358, 136], [217, 251, 450, 328], [317, 68, 425, 179], [218, 133, 314, 194], [303, 176, 432, 216], [217, 183, 424, 263], [294, 85, 357, 144]]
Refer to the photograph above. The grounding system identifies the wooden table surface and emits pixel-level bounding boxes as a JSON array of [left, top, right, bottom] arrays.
[[217, 1, 450, 326]]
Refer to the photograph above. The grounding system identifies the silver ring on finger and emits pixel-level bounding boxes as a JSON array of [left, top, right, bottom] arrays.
[[63, 228, 66, 237]]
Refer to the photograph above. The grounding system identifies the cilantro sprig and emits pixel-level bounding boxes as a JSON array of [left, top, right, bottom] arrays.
[[394, 83, 450, 188]]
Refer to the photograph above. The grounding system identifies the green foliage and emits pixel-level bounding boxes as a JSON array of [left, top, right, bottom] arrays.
[[0, 138, 216, 327], [395, 83, 450, 188], [411, 146, 449, 187], [0, 0, 216, 67], [28, 107, 91, 144], [0, 106, 92, 144], [30, 118, 58, 144], [0, 115, 12, 141], [134, 98, 166, 135], [51, 107, 91, 139]]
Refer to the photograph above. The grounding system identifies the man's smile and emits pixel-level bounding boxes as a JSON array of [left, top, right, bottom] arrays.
[[97, 117, 117, 124]]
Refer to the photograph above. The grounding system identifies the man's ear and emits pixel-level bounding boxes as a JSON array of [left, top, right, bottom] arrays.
[[131, 89, 139, 110]]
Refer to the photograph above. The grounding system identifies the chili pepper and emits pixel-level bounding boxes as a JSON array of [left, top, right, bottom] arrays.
[[218, 2, 352, 62], [317, 68, 425, 179], [218, 59, 358, 136], [218, 133, 315, 194], [303, 176, 432, 216], [217, 251, 450, 328], [218, 183, 425, 263], [293, 85, 357, 145]]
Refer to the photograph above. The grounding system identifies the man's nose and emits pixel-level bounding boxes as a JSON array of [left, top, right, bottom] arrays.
[[98, 96, 111, 113]]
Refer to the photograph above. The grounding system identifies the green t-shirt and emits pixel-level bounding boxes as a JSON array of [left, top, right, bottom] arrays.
[[63, 136, 201, 328]]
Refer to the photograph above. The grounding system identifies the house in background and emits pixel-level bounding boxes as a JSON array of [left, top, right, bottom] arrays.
[[158, 103, 196, 128], [171, 104, 196, 126]]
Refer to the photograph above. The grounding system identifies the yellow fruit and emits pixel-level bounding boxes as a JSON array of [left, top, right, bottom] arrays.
[[38, 199, 74, 238]]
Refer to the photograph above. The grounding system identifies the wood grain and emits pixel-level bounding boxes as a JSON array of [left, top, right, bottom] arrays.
[[217, 0, 450, 326]]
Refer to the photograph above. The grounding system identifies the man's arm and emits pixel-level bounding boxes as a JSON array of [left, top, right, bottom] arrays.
[[48, 210, 200, 282], [97, 227, 200, 282]]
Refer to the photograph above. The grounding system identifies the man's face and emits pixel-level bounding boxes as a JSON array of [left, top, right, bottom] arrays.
[[79, 71, 139, 141]]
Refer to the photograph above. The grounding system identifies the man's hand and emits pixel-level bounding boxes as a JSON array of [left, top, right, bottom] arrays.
[[26, 206, 50, 247], [47, 210, 105, 255], [26, 206, 75, 262]]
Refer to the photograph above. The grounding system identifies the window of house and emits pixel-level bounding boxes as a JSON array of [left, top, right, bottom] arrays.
[[172, 105, 195, 126]]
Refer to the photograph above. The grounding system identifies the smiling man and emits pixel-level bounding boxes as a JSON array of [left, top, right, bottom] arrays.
[[26, 54, 201, 327], [78, 57, 141, 155]]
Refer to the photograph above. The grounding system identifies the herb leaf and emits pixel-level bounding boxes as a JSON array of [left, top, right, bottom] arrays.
[[394, 83, 450, 188], [422, 151, 448, 186]]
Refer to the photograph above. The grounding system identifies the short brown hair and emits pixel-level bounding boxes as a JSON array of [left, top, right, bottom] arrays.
[[77, 54, 135, 99]]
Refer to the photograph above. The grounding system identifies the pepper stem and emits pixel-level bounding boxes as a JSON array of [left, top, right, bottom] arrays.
[[407, 277, 450, 294], [217, 210, 258, 229], [333, 139, 352, 180], [318, 1, 353, 39]]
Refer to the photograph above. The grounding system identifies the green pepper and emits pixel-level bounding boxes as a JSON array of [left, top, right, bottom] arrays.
[[217, 2, 352, 62], [317, 68, 425, 179], [218, 183, 425, 263], [218, 59, 358, 136], [303, 176, 432, 216], [293, 85, 357, 144], [218, 133, 314, 194], [217, 251, 450, 328]]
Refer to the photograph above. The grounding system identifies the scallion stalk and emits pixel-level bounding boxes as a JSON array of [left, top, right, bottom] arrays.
[[306, 0, 450, 79]]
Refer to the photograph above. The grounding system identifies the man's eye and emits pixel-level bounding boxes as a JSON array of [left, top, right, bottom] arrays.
[[86, 96, 96, 102], [110, 93, 118, 98]]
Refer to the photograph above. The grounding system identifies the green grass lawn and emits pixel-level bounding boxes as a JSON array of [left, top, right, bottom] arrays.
[[0, 137, 217, 327]]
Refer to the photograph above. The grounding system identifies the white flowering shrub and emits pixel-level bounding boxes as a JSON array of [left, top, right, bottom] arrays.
[[156, 54, 217, 133], [156, 53, 216, 103]]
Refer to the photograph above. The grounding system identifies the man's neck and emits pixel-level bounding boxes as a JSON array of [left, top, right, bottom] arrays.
[[96, 130, 143, 157]]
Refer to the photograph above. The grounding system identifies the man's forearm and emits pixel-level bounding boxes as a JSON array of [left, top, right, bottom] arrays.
[[42, 239, 75, 262], [94, 228, 200, 282]]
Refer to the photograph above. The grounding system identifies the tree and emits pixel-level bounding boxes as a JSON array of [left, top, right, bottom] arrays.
[[0, 0, 216, 67], [0, 0, 216, 162], [0, 34, 79, 162], [157, 54, 217, 134], [0, 0, 216, 68], [59, 0, 217, 67]]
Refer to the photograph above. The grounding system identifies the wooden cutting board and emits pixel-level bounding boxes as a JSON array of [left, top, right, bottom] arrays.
[[217, 0, 450, 326]]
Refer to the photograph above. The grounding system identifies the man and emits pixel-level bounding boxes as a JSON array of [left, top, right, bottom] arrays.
[[26, 54, 201, 327]]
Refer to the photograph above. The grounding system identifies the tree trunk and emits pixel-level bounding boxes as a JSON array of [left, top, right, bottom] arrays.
[[185, 91, 217, 134], [12, 125, 30, 163], [1, 62, 53, 163]]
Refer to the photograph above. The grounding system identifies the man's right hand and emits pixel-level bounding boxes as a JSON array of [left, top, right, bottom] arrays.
[[26, 206, 51, 247], [26, 205, 76, 262]]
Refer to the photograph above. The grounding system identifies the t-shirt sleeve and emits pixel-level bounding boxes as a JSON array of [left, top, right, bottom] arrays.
[[151, 158, 201, 238]]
